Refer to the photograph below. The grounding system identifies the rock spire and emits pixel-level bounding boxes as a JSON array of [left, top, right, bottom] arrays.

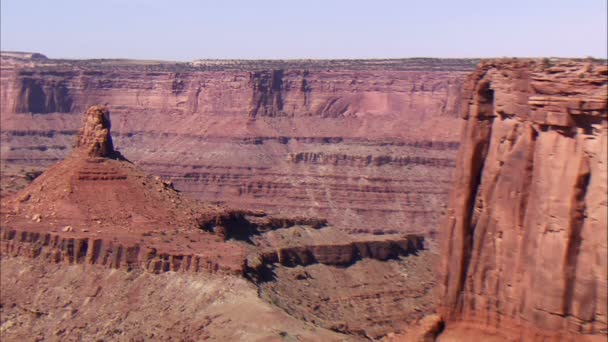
[[76, 105, 117, 158]]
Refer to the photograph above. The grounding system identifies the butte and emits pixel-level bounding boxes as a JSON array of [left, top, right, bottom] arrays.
[[0, 105, 246, 273]]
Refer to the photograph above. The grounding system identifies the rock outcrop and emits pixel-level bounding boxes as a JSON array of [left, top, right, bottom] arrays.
[[0, 228, 233, 274], [439, 59, 607, 341], [253, 235, 422, 268], [0, 105, 251, 275], [259, 251, 440, 339], [75, 105, 116, 158], [0, 54, 477, 232]]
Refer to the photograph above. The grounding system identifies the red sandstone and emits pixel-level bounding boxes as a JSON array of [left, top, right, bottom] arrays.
[[0, 54, 476, 233], [439, 59, 607, 341]]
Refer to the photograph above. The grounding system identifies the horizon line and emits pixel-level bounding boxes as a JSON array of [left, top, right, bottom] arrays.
[[2, 50, 606, 63]]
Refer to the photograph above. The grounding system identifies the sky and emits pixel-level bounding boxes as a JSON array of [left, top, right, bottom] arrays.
[[1, 0, 606, 60]]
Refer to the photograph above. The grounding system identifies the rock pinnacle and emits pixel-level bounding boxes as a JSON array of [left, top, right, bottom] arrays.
[[76, 105, 116, 158]]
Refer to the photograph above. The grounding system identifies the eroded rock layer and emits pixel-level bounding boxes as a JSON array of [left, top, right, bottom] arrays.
[[259, 251, 439, 339], [440, 59, 608, 341], [244, 225, 436, 338], [0, 53, 477, 232]]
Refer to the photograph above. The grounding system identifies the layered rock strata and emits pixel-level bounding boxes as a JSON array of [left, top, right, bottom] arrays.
[[0, 105, 440, 340], [0, 106, 250, 274], [243, 225, 435, 338], [0, 107, 435, 342], [254, 235, 422, 268], [259, 252, 439, 339], [0, 228, 233, 274], [440, 59, 608, 341], [1, 53, 477, 232]]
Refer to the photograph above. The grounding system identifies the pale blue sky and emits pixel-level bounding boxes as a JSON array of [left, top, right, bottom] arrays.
[[1, 0, 606, 60]]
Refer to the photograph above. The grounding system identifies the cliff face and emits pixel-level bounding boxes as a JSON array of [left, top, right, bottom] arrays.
[[1, 55, 477, 232], [440, 59, 607, 340]]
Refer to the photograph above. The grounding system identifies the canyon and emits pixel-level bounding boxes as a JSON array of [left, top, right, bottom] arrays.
[[0, 52, 477, 233], [0, 104, 438, 339], [1, 52, 606, 342]]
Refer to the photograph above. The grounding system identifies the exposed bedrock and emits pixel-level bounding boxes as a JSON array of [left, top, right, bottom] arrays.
[[250, 234, 423, 270], [258, 251, 440, 339], [199, 209, 328, 240], [0, 228, 234, 274], [0, 55, 476, 232], [238, 223, 432, 339], [198, 209, 424, 269], [439, 59, 607, 341]]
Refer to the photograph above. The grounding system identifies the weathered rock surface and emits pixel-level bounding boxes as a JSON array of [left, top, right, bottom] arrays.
[[248, 227, 424, 269], [229, 222, 438, 339], [0, 228, 238, 274], [0, 106, 252, 275], [439, 59, 608, 341], [0, 53, 477, 232], [259, 252, 439, 339], [2, 106, 423, 277], [75, 105, 117, 158]]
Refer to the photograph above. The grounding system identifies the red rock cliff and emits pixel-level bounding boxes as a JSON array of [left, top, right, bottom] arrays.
[[440, 59, 607, 341], [1, 55, 477, 233]]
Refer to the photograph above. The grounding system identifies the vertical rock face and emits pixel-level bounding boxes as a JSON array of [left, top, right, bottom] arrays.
[[75, 105, 115, 158], [440, 59, 607, 340]]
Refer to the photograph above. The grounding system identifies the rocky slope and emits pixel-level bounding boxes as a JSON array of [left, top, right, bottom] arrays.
[[439, 59, 607, 341], [0, 52, 477, 233], [1, 105, 251, 275], [0, 257, 352, 341], [259, 250, 440, 339]]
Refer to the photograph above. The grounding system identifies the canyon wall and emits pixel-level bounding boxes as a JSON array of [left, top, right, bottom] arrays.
[[0, 53, 476, 233], [440, 59, 607, 341]]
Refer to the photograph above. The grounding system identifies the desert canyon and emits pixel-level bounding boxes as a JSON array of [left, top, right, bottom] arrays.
[[0, 54, 476, 233], [0, 52, 606, 341]]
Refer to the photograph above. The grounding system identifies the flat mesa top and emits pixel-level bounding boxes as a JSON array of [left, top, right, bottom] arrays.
[[0, 51, 480, 72]]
